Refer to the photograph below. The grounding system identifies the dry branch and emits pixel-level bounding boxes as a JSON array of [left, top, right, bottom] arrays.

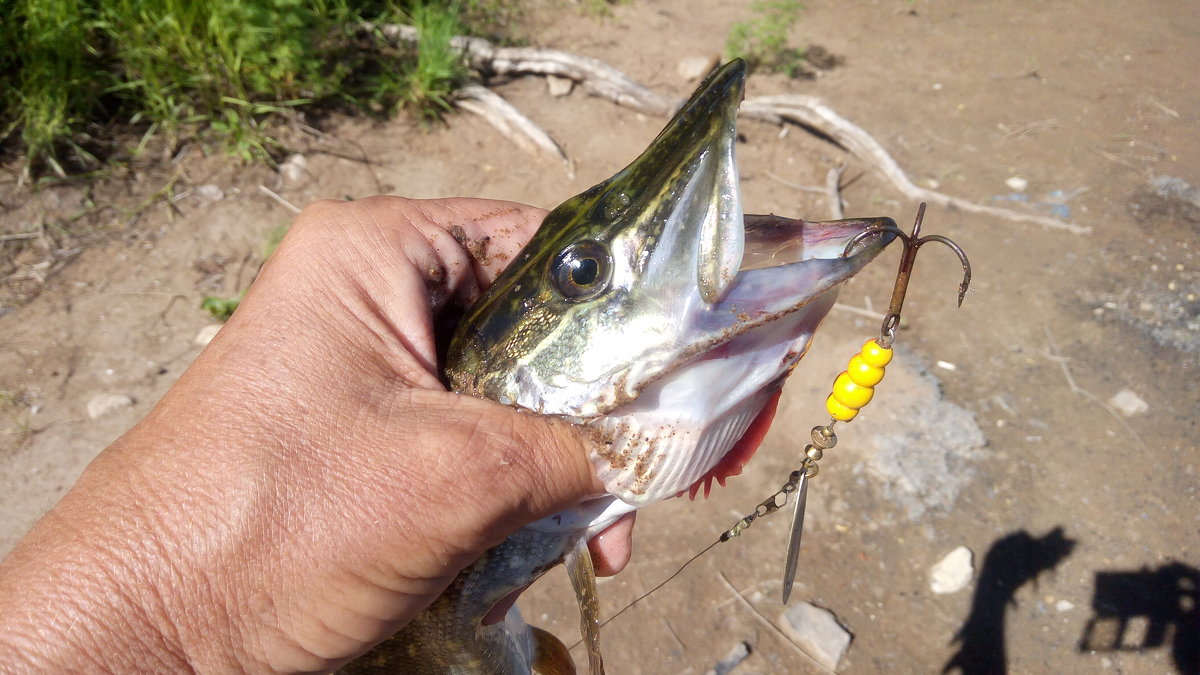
[[370, 23, 673, 115], [371, 22, 1089, 233], [454, 85, 569, 165], [742, 96, 1090, 234]]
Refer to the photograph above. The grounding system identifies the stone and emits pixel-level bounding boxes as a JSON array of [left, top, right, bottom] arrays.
[[1108, 389, 1148, 417], [678, 54, 720, 81], [195, 183, 224, 201], [705, 641, 750, 675], [279, 154, 307, 183], [781, 601, 852, 671], [194, 323, 223, 346], [930, 545, 974, 594], [1005, 176, 1029, 192], [87, 393, 135, 420], [546, 75, 574, 97]]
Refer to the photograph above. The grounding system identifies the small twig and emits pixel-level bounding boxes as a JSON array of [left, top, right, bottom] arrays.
[[825, 165, 846, 219], [0, 228, 42, 244], [454, 85, 570, 167], [831, 302, 887, 321], [1148, 97, 1180, 119], [766, 172, 828, 194], [715, 571, 832, 673], [257, 185, 302, 215], [1043, 327, 1145, 453], [662, 617, 687, 653]]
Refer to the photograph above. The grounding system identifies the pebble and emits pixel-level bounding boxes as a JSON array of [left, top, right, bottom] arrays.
[[1108, 389, 1148, 417], [87, 393, 135, 420], [780, 601, 852, 671], [1005, 176, 1029, 192], [194, 323, 223, 346], [930, 545, 974, 594], [678, 54, 720, 81], [705, 641, 750, 675], [194, 183, 224, 201], [1055, 599, 1075, 612], [546, 75, 573, 97], [279, 154, 307, 183]]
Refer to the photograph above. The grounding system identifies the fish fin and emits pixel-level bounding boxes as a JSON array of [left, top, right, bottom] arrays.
[[531, 626, 577, 675], [564, 537, 606, 675]]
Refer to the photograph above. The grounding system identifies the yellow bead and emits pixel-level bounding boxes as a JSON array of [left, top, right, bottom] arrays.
[[846, 354, 885, 387], [833, 372, 874, 409], [860, 339, 893, 367], [826, 393, 859, 421]]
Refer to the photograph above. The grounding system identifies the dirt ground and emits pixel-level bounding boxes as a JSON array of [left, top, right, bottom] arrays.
[[2, 1, 1197, 673]]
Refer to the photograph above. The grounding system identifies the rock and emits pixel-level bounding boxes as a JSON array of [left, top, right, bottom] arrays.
[[1055, 599, 1075, 612], [930, 545, 974, 594], [705, 641, 750, 675], [781, 601, 852, 671], [87, 393, 135, 419], [1005, 176, 1029, 192], [546, 75, 573, 97], [279, 154, 307, 183], [195, 183, 224, 201], [194, 323, 223, 346], [678, 54, 720, 81], [1108, 389, 1148, 417], [1142, 175, 1200, 223]]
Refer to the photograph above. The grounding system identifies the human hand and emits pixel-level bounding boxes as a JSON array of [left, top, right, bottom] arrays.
[[0, 197, 632, 672]]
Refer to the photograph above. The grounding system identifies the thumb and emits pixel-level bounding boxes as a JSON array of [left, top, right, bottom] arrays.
[[396, 388, 602, 555]]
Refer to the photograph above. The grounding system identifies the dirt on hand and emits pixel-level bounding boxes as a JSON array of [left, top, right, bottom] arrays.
[[2, 1, 1197, 673]]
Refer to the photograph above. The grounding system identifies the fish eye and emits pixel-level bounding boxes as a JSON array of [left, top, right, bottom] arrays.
[[550, 240, 612, 301]]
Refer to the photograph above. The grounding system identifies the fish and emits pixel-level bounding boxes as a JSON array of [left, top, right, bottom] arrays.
[[345, 59, 897, 673]]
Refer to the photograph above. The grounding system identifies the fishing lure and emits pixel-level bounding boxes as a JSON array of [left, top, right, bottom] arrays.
[[721, 201, 972, 603]]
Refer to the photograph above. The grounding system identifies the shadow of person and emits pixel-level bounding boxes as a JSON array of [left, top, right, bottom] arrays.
[[1079, 561, 1199, 674], [943, 526, 1076, 674]]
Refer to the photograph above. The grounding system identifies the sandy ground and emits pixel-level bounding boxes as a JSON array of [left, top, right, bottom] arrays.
[[2, 1, 1198, 673]]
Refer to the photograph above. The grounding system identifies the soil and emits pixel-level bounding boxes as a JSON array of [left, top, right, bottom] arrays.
[[2, 1, 1197, 673]]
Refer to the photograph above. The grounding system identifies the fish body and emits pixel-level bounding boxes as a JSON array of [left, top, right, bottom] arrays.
[[349, 60, 897, 673]]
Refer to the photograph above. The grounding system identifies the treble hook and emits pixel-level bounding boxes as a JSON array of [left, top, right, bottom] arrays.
[[844, 202, 972, 347]]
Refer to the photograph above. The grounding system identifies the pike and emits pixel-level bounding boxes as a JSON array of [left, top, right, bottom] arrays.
[[347, 60, 898, 673]]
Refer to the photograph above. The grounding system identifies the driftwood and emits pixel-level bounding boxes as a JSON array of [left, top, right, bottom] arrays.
[[370, 23, 1088, 234], [453, 85, 569, 166]]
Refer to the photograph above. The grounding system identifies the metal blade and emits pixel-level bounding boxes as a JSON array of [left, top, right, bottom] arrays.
[[781, 469, 809, 604]]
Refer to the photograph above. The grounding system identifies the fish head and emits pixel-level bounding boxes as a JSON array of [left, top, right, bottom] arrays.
[[446, 60, 896, 522]]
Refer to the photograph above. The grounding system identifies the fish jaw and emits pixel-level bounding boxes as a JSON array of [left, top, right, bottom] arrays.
[[583, 216, 896, 513]]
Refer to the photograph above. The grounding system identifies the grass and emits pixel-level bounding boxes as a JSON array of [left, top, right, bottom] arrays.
[[725, 0, 808, 77], [0, 0, 480, 180]]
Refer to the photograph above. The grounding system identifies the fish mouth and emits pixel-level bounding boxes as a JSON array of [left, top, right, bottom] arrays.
[[586, 214, 896, 514], [578, 61, 900, 516]]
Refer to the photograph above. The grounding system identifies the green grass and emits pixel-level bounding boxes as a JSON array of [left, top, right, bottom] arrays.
[[0, 0, 478, 179], [726, 0, 808, 77]]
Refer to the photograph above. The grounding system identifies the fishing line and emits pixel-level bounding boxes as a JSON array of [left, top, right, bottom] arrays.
[[569, 539, 720, 649]]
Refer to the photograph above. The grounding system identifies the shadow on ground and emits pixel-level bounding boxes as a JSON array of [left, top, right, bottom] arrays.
[[943, 527, 1076, 674]]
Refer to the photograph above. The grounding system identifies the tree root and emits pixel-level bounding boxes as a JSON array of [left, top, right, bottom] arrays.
[[370, 22, 1088, 234]]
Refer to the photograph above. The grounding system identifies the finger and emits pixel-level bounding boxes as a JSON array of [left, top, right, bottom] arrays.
[[405, 197, 549, 287]]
